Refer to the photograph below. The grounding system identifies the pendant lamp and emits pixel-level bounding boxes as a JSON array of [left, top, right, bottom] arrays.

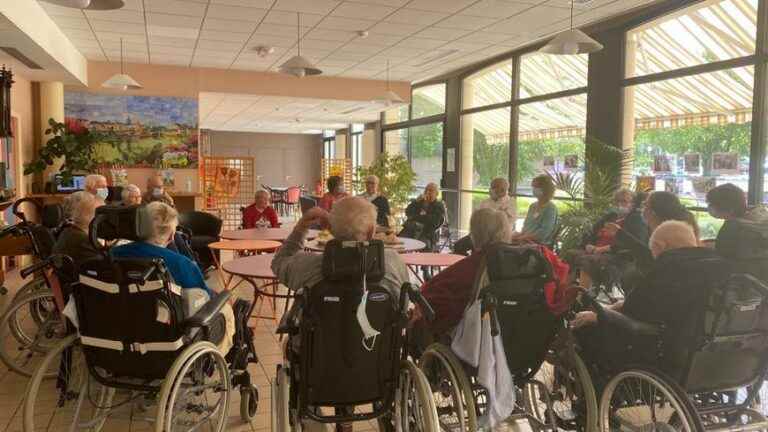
[[373, 60, 404, 106], [539, 0, 603, 55], [102, 38, 142, 90], [279, 13, 322, 77]]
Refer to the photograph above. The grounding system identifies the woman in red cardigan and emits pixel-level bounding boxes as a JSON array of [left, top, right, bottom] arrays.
[[243, 190, 279, 228]]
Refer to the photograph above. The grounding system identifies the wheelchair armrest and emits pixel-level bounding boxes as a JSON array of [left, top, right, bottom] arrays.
[[184, 290, 232, 329], [600, 308, 661, 336], [276, 295, 303, 335]]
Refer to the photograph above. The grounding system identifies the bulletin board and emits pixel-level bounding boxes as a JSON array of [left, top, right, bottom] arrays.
[[200, 156, 254, 231]]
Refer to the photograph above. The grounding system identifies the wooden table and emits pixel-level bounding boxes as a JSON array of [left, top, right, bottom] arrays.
[[401, 252, 465, 284], [222, 253, 287, 321], [208, 240, 282, 289], [304, 237, 427, 254], [221, 227, 319, 242]]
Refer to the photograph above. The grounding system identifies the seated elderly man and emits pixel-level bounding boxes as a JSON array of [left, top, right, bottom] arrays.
[[84, 174, 109, 202], [143, 174, 175, 207], [121, 184, 142, 206], [243, 189, 279, 229], [53, 191, 103, 268], [453, 177, 515, 255], [402, 182, 447, 251], [572, 220, 730, 367], [272, 196, 409, 298], [359, 175, 391, 227]]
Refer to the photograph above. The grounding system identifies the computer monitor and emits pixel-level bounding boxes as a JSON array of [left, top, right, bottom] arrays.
[[55, 175, 86, 193]]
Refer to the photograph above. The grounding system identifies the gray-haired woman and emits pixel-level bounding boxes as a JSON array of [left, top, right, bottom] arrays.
[[52, 191, 103, 266]]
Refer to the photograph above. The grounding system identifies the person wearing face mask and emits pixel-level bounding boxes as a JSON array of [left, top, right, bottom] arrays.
[[143, 174, 175, 207], [453, 177, 516, 256], [317, 175, 348, 211], [567, 189, 649, 291], [84, 174, 109, 202], [512, 175, 559, 245]]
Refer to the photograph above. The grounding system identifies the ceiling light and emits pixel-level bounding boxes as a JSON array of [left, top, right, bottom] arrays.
[[373, 60, 404, 106], [253, 46, 275, 57], [356, 30, 369, 39], [41, 0, 124, 10], [279, 13, 322, 78], [539, 0, 602, 55], [102, 38, 142, 90]]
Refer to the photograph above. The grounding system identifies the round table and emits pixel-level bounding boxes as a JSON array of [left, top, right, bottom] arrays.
[[304, 237, 426, 254], [221, 227, 319, 241], [222, 254, 288, 321], [208, 240, 282, 289], [401, 252, 465, 283]]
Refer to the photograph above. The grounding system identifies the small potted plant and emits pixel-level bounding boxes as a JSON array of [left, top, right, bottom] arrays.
[[24, 118, 98, 185]]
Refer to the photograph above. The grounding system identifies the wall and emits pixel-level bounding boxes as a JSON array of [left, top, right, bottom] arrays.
[[208, 131, 321, 191], [335, 130, 347, 159], [362, 126, 378, 167], [10, 72, 33, 198]]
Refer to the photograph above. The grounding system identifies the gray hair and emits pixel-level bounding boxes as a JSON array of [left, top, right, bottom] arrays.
[[145, 201, 179, 245], [255, 189, 270, 200], [64, 191, 99, 230], [365, 175, 379, 184], [122, 184, 141, 202], [490, 177, 509, 191], [84, 174, 106, 191], [329, 196, 377, 241], [470, 208, 510, 251]]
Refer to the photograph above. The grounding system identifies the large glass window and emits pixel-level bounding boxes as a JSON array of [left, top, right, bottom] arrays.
[[517, 94, 588, 195], [351, 123, 363, 169], [384, 105, 409, 125], [627, 0, 758, 78], [322, 130, 335, 160], [462, 61, 513, 110], [460, 108, 511, 191], [520, 53, 588, 98], [412, 84, 446, 119], [384, 128, 408, 155], [410, 122, 444, 187]]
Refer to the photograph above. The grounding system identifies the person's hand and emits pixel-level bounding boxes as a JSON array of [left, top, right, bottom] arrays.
[[604, 223, 621, 236], [297, 207, 329, 231], [595, 245, 611, 254], [585, 244, 596, 254], [408, 306, 423, 325], [570, 311, 597, 329]]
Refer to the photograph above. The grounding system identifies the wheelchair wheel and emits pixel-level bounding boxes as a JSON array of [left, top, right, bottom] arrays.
[[599, 368, 702, 432], [24, 334, 115, 432], [0, 289, 66, 377], [419, 343, 477, 431], [523, 350, 598, 431], [272, 364, 293, 432], [397, 360, 439, 432], [157, 341, 231, 432], [11, 276, 47, 304], [240, 384, 259, 422]]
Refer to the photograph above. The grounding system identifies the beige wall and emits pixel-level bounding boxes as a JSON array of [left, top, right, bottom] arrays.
[[334, 130, 347, 159], [208, 131, 321, 191], [362, 127, 378, 167], [10, 73, 34, 198]]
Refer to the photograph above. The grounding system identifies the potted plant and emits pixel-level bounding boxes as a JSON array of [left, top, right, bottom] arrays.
[[549, 138, 633, 252], [23, 118, 98, 184], [355, 152, 417, 217]]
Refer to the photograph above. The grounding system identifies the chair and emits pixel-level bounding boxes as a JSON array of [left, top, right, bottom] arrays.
[[299, 195, 317, 215], [284, 186, 301, 217], [178, 210, 222, 272]]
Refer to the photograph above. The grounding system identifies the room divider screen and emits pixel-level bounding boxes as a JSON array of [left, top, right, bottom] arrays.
[[200, 156, 255, 231]]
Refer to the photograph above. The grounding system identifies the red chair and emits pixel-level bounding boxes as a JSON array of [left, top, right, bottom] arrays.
[[284, 186, 301, 217]]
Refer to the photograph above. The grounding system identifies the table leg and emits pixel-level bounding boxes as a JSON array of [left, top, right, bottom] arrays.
[[210, 248, 228, 290], [407, 264, 424, 285]]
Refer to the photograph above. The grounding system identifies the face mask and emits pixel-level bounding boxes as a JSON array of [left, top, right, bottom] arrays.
[[355, 276, 380, 351], [617, 205, 631, 216], [153, 187, 163, 197], [95, 187, 109, 200], [532, 187, 544, 198]]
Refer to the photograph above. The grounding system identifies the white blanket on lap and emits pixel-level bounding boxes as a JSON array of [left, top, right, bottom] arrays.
[[451, 299, 515, 428]]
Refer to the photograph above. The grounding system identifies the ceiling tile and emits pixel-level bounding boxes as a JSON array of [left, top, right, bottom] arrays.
[[441, 40, 489, 51], [335, 41, 375, 54], [438, 14, 498, 30], [406, 0, 477, 13], [198, 30, 251, 43], [254, 23, 312, 38], [316, 16, 377, 31], [192, 49, 239, 61], [62, 28, 98, 39], [98, 32, 147, 43], [396, 37, 446, 50], [147, 13, 203, 29], [331, 2, 396, 20], [41, 3, 88, 17], [414, 26, 471, 40], [300, 38, 347, 51], [206, 4, 268, 22], [457, 31, 515, 44], [84, 9, 145, 23], [324, 51, 370, 62], [305, 28, 355, 42], [90, 20, 146, 34], [148, 25, 200, 39], [150, 45, 194, 55], [144, 0, 207, 16], [368, 22, 421, 36], [150, 36, 199, 48], [352, 32, 402, 46], [210, 0, 273, 7], [462, 0, 533, 18], [487, 6, 570, 34], [272, 0, 342, 15], [351, 0, 409, 5], [53, 16, 91, 30], [247, 34, 295, 49], [262, 10, 324, 26], [385, 8, 448, 26], [202, 18, 257, 33], [196, 39, 244, 51], [68, 38, 102, 49]]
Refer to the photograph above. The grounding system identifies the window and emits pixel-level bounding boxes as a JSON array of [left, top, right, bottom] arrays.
[[460, 107, 511, 191], [384, 128, 408, 155], [410, 122, 444, 187], [517, 94, 588, 196], [351, 124, 364, 169], [412, 83, 446, 119], [462, 61, 513, 109], [384, 105, 409, 124], [322, 130, 336, 160], [519, 53, 588, 98]]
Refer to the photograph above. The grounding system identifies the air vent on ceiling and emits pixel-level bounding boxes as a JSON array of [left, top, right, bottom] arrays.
[[0, 47, 43, 70], [411, 49, 460, 68]]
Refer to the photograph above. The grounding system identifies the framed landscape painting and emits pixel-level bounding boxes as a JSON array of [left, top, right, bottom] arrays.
[[64, 92, 198, 168]]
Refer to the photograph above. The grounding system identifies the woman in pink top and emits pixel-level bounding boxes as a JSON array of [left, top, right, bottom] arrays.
[[317, 175, 348, 211]]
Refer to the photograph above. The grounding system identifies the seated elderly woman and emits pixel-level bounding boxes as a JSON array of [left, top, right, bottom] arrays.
[[571, 220, 729, 366], [53, 191, 103, 267], [111, 201, 233, 351], [272, 196, 409, 298], [243, 190, 279, 228], [511, 175, 558, 246], [121, 184, 142, 206], [402, 182, 447, 251], [317, 175, 348, 211], [410, 208, 511, 352]]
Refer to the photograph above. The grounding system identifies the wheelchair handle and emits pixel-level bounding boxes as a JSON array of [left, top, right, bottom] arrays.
[[19, 254, 72, 279], [407, 284, 435, 322], [12, 197, 41, 223], [483, 293, 500, 337]]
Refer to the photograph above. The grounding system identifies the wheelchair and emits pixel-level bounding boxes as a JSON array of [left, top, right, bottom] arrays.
[[22, 204, 260, 432], [0, 198, 69, 377], [415, 243, 599, 431], [271, 239, 441, 432], [581, 270, 768, 432]]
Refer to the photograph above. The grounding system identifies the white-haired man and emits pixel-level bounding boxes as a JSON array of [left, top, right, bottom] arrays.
[[122, 184, 142, 206], [359, 174, 391, 227], [84, 174, 108, 202], [272, 196, 409, 298], [454, 177, 515, 255]]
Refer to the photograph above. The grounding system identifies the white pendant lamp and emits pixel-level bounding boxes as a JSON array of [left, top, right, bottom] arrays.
[[41, 0, 125, 10], [102, 38, 142, 90], [539, 0, 603, 55], [279, 13, 322, 77], [374, 60, 404, 106]]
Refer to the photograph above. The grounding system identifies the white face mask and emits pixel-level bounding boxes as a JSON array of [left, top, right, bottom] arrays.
[[356, 276, 380, 351], [153, 187, 164, 197], [95, 187, 109, 200], [532, 187, 544, 198]]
